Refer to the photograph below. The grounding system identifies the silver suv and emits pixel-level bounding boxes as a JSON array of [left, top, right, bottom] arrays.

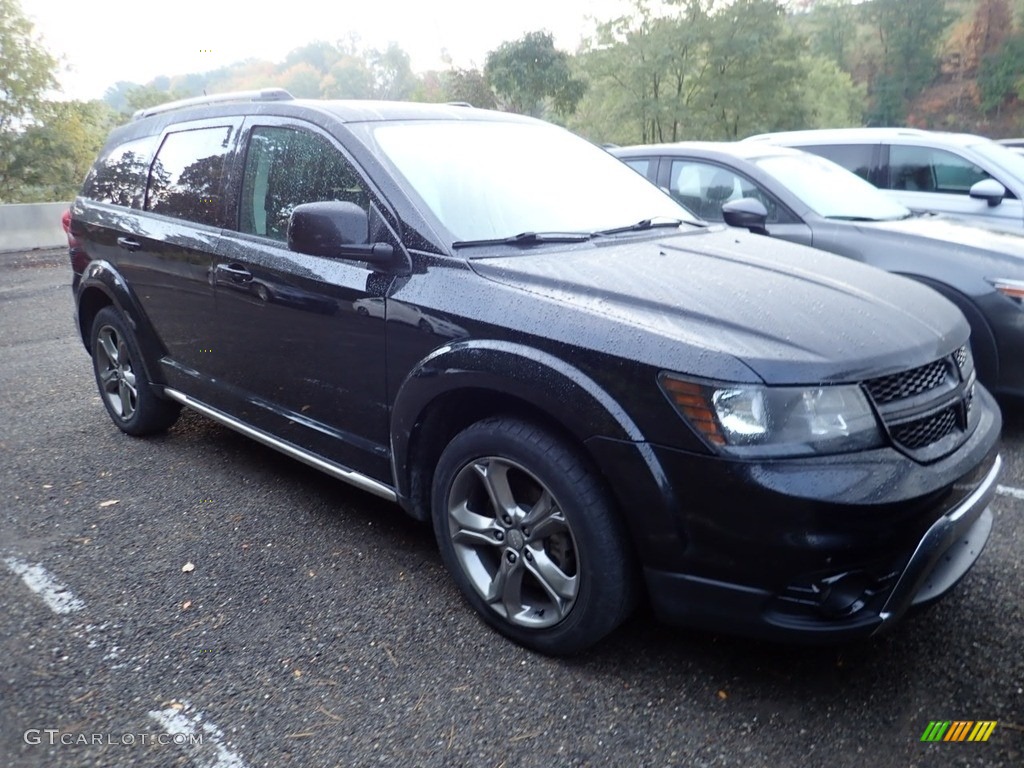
[[747, 127, 1024, 228]]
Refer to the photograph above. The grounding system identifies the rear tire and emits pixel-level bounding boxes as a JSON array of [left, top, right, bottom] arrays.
[[90, 306, 181, 436], [431, 417, 637, 655]]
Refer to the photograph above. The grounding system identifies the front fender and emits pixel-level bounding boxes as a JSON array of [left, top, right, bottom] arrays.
[[390, 339, 682, 562]]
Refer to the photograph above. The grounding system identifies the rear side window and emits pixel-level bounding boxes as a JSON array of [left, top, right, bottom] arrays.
[[803, 144, 875, 182], [146, 126, 235, 226], [889, 146, 991, 195], [238, 126, 369, 241], [81, 136, 158, 208]]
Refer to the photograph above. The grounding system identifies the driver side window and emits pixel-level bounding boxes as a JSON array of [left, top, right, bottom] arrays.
[[239, 126, 369, 241]]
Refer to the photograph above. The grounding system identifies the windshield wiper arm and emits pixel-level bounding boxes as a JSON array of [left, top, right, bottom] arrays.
[[595, 217, 686, 236], [823, 215, 880, 222], [452, 231, 593, 248]]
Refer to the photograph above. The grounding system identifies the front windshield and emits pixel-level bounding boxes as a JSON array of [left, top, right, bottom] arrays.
[[369, 119, 695, 242], [754, 152, 910, 221], [971, 140, 1024, 184]]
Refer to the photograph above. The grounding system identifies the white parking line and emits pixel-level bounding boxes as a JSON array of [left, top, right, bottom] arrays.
[[3, 556, 85, 614], [148, 702, 248, 768], [996, 485, 1024, 501]]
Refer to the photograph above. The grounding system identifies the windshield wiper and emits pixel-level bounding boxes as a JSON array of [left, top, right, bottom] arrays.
[[452, 231, 593, 248], [595, 217, 688, 236], [823, 215, 881, 222]]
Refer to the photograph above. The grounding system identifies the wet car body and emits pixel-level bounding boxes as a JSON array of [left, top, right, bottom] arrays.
[[67, 95, 1001, 652], [613, 141, 1024, 399]]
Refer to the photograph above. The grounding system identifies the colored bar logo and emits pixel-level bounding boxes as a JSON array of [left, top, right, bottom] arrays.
[[920, 721, 997, 742]]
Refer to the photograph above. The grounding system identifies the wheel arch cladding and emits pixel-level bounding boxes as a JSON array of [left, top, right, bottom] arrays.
[[76, 262, 168, 386], [391, 341, 650, 523]]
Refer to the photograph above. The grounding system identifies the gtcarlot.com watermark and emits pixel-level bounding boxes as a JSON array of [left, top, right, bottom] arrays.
[[24, 729, 202, 746]]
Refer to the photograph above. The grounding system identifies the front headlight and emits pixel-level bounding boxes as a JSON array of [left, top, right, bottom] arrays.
[[659, 374, 884, 457]]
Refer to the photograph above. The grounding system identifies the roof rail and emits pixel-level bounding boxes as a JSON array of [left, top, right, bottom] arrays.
[[132, 88, 295, 120]]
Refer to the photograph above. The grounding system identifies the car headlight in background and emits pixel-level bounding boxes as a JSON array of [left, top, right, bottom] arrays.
[[988, 277, 1024, 305], [659, 374, 884, 457]]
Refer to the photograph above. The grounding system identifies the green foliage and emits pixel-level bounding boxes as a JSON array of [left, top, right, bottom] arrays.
[[8, 100, 117, 202], [863, 0, 956, 124], [979, 32, 1024, 113], [571, 0, 863, 144], [438, 68, 497, 109], [123, 85, 189, 115], [0, 0, 58, 202], [485, 31, 586, 117]]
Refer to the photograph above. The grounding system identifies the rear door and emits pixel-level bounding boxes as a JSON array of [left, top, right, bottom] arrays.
[[206, 117, 397, 480], [117, 119, 241, 396]]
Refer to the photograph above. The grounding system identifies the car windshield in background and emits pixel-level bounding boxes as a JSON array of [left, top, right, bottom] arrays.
[[369, 121, 696, 243], [754, 153, 911, 221], [970, 140, 1024, 183]]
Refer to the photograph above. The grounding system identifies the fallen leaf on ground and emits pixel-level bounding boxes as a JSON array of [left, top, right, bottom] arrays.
[[181, 600, 192, 610], [99, 500, 119, 508]]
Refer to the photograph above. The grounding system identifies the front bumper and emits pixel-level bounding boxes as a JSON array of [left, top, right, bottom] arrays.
[[586, 384, 1003, 642], [642, 454, 998, 642]]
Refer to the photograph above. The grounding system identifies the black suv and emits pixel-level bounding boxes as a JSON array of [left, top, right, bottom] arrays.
[[67, 90, 1002, 654]]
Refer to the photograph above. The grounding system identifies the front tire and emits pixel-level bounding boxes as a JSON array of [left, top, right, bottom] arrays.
[[431, 417, 637, 655], [90, 306, 181, 436]]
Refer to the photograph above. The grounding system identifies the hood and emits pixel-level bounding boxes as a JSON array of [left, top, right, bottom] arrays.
[[868, 213, 1024, 258], [469, 228, 967, 385]]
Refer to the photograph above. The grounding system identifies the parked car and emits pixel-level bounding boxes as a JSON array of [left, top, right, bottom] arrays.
[[613, 141, 1024, 399], [66, 90, 1001, 654], [745, 127, 1024, 228]]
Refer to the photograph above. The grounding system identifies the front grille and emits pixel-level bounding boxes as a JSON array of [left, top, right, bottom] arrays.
[[889, 406, 959, 450], [862, 348, 973, 457], [954, 345, 968, 370], [864, 359, 948, 404]]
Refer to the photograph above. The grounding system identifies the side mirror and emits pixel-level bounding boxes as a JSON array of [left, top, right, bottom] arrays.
[[722, 197, 769, 235], [969, 178, 1006, 207], [288, 201, 395, 264]]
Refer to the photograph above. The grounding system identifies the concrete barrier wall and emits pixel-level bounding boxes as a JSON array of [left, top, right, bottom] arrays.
[[0, 202, 71, 253]]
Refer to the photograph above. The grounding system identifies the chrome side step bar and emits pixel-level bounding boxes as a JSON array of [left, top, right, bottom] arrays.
[[163, 388, 398, 502]]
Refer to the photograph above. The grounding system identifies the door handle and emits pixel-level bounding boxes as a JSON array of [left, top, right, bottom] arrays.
[[116, 237, 141, 252], [215, 263, 253, 282]]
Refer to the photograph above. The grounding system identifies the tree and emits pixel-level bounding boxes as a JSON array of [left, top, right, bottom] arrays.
[[123, 85, 188, 115], [0, 0, 58, 201], [440, 68, 497, 109], [7, 100, 116, 202], [979, 32, 1024, 115], [864, 0, 955, 124], [368, 44, 418, 100], [485, 31, 586, 117], [571, 0, 855, 143]]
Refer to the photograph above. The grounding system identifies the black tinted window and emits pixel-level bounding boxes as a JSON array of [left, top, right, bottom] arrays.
[[81, 136, 158, 208], [238, 127, 369, 240], [804, 144, 875, 182], [146, 126, 234, 226]]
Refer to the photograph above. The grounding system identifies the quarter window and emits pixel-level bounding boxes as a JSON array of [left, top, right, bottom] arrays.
[[82, 136, 158, 208], [239, 127, 369, 241], [146, 126, 234, 226]]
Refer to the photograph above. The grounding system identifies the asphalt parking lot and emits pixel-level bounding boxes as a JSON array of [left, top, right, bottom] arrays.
[[1, 248, 1022, 768]]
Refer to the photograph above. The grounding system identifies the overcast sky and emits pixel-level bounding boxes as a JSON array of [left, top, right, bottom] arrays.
[[20, 0, 633, 101]]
